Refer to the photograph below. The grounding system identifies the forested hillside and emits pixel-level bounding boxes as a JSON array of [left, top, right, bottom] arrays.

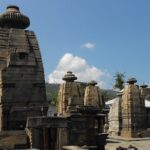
[[45, 82, 116, 105]]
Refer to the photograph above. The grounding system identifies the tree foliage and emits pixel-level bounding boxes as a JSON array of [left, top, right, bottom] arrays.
[[113, 72, 125, 90], [101, 89, 116, 102], [50, 92, 58, 105]]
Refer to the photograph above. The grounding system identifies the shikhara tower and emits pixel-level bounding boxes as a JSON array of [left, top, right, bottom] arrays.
[[0, 5, 48, 130]]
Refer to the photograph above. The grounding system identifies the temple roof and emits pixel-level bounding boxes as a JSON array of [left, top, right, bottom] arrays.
[[0, 5, 30, 29]]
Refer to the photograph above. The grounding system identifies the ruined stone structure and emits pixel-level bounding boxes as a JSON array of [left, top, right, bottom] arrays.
[[108, 92, 122, 136], [84, 80, 104, 108], [0, 6, 48, 131], [56, 72, 108, 149], [108, 78, 150, 138], [27, 71, 108, 150]]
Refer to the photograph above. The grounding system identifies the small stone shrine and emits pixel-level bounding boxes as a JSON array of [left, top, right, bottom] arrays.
[[84, 80, 104, 107], [121, 78, 147, 138], [57, 71, 83, 116], [109, 77, 150, 138]]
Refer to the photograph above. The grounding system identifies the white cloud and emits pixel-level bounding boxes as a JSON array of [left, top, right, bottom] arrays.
[[48, 53, 111, 88], [81, 42, 95, 49]]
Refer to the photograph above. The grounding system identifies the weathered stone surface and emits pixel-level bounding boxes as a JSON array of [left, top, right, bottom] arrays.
[[57, 71, 83, 116], [108, 78, 150, 138], [84, 80, 103, 107], [0, 6, 48, 131], [108, 94, 122, 136], [0, 5, 30, 29], [56, 71, 84, 149], [0, 130, 28, 149], [121, 78, 147, 138]]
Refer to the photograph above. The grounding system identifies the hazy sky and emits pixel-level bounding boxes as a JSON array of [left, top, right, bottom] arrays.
[[1, 0, 150, 88]]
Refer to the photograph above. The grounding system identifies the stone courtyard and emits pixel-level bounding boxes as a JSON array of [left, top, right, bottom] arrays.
[[106, 139, 150, 150]]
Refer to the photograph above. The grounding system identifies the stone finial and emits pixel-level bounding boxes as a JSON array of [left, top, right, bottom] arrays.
[[7, 5, 19, 11], [88, 80, 97, 86], [0, 5, 30, 29], [127, 77, 137, 84], [62, 71, 77, 82], [140, 83, 148, 89]]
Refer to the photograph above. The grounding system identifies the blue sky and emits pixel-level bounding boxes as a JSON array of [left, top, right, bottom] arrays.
[[1, 0, 150, 88]]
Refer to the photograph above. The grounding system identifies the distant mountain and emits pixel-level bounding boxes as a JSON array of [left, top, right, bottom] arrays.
[[45, 82, 116, 104]]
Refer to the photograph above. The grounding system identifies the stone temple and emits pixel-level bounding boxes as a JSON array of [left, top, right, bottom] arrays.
[[0, 5, 48, 131], [108, 78, 150, 138], [0, 6, 108, 149]]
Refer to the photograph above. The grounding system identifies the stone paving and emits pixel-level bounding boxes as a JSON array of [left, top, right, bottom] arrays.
[[105, 139, 150, 150]]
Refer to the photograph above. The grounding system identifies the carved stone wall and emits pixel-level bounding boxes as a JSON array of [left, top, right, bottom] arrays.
[[57, 71, 83, 116], [0, 6, 48, 130], [108, 95, 122, 136], [121, 78, 147, 138]]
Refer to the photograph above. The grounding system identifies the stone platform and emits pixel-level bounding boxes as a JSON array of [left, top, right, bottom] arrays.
[[0, 130, 28, 149], [108, 135, 150, 141], [106, 139, 150, 150]]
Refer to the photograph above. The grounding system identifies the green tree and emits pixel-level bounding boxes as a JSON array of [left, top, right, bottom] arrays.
[[50, 92, 58, 105], [113, 72, 125, 90]]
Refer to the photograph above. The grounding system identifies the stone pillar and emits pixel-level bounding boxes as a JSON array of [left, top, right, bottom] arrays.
[[108, 92, 122, 136], [96, 114, 105, 133], [96, 133, 108, 150], [68, 112, 86, 146]]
